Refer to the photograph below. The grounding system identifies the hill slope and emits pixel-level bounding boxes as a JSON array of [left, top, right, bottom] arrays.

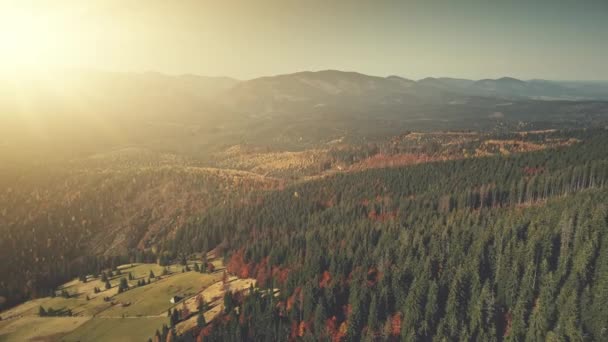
[[166, 129, 608, 341]]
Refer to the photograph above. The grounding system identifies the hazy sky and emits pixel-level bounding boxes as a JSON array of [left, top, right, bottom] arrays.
[[1, 0, 607, 80]]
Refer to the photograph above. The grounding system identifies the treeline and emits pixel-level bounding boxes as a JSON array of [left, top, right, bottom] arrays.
[[166, 129, 608, 341]]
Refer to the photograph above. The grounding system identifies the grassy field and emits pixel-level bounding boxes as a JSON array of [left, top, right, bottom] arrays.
[[174, 276, 257, 335], [99, 270, 223, 317], [0, 317, 90, 342], [0, 258, 228, 341], [0, 264, 170, 320], [62, 317, 168, 342]]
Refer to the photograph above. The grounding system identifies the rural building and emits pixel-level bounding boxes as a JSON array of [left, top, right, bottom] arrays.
[[169, 295, 183, 304]]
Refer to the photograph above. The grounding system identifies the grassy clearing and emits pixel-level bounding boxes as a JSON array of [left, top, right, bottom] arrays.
[[0, 263, 198, 319], [0, 298, 49, 320], [0, 316, 90, 342], [62, 317, 168, 342], [0, 259, 228, 340], [99, 270, 222, 317], [174, 276, 256, 335]]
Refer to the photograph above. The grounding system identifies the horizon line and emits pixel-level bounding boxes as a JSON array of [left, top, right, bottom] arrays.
[[2, 66, 608, 83]]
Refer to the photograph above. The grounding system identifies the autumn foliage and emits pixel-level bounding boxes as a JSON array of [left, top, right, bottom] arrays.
[[319, 271, 332, 288], [226, 250, 252, 278], [390, 312, 402, 336], [503, 310, 513, 337], [325, 316, 348, 342], [226, 250, 290, 287]]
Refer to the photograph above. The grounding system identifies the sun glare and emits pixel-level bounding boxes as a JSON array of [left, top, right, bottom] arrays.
[[0, 9, 69, 72]]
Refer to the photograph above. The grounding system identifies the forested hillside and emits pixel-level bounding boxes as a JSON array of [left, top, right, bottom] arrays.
[[0, 156, 279, 307], [2, 69, 608, 341], [2, 0, 608, 339], [163, 129, 608, 341]]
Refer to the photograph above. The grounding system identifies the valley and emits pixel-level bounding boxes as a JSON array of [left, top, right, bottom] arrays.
[[1, 70, 608, 341], [2, 1, 608, 340]]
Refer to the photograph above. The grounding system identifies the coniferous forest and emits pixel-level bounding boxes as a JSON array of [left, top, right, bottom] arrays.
[[158, 129, 608, 341], [2, 72, 608, 342], [2, 127, 608, 341], [2, 3, 608, 340]]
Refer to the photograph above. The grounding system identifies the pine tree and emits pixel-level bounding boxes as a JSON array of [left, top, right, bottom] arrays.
[[313, 302, 327, 337], [201, 259, 208, 273], [367, 295, 379, 333], [197, 296, 207, 312], [118, 277, 128, 293], [422, 280, 439, 339], [171, 308, 180, 326], [224, 291, 234, 313], [197, 311, 206, 328], [347, 282, 366, 341]]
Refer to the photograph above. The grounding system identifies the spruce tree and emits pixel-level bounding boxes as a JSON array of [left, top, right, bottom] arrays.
[[197, 311, 206, 328]]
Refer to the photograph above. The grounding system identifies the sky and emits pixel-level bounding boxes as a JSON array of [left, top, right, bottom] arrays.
[[0, 0, 607, 80]]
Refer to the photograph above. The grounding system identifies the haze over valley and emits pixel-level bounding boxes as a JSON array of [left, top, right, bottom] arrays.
[[1, 1, 608, 341]]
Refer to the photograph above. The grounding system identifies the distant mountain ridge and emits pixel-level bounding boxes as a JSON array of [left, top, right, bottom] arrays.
[[2, 69, 608, 163], [210, 70, 608, 120], [221, 70, 608, 105]]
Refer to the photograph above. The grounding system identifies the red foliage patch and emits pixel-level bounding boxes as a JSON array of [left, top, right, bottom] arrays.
[[298, 321, 309, 337], [226, 250, 245, 274], [390, 312, 402, 336], [336, 322, 348, 341], [254, 257, 270, 287], [286, 287, 302, 312], [325, 316, 348, 342], [197, 324, 213, 342], [289, 320, 310, 340], [366, 268, 382, 287], [226, 249, 253, 279], [272, 266, 290, 284], [319, 271, 332, 288], [503, 310, 513, 337], [326, 316, 338, 338]]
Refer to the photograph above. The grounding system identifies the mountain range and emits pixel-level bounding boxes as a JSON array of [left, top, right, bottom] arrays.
[[2, 69, 608, 163], [218, 70, 608, 115]]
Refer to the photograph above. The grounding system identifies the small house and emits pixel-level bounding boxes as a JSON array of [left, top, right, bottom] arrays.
[[169, 295, 183, 304]]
